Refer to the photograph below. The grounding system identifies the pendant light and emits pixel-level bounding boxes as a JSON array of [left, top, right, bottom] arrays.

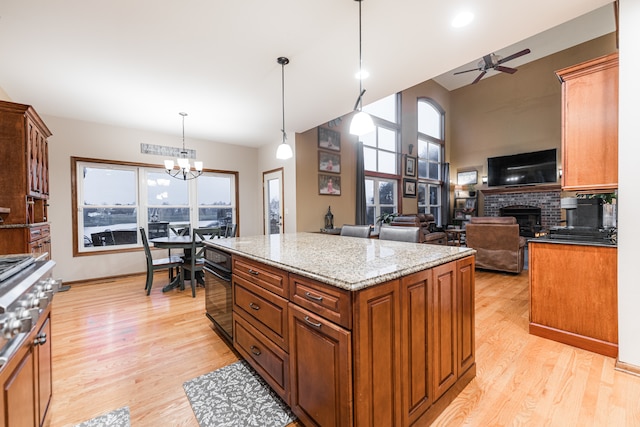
[[164, 112, 203, 180], [349, 0, 375, 136], [276, 56, 293, 160]]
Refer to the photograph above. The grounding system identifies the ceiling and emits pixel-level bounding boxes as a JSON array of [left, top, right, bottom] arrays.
[[0, 1, 615, 148]]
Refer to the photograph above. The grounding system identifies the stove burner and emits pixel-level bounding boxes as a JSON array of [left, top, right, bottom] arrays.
[[0, 255, 35, 281]]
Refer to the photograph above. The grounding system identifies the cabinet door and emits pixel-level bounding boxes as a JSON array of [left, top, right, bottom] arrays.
[[289, 304, 352, 427], [400, 271, 433, 426], [3, 347, 36, 427], [457, 257, 475, 375], [37, 315, 52, 426], [559, 53, 618, 191], [432, 261, 457, 400]]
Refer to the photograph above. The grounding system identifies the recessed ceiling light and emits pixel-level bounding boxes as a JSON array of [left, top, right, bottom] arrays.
[[452, 10, 474, 28]]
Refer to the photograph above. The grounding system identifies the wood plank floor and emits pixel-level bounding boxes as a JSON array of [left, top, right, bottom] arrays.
[[48, 270, 640, 426]]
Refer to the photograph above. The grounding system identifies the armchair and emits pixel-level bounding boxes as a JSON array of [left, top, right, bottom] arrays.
[[464, 216, 526, 273], [389, 213, 447, 245]]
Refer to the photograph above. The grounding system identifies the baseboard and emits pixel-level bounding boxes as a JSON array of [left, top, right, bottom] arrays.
[[529, 323, 618, 358], [615, 360, 640, 377]]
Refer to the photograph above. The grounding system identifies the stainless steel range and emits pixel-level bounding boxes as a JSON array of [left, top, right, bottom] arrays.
[[0, 254, 59, 368]]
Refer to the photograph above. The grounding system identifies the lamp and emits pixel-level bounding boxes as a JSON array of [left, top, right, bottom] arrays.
[[349, 0, 375, 137], [276, 56, 293, 160], [164, 112, 203, 180]]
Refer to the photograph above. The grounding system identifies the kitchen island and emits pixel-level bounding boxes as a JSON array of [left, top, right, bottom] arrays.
[[206, 233, 476, 426]]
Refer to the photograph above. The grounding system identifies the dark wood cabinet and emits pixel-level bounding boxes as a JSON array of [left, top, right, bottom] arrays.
[[556, 53, 618, 192], [0, 100, 52, 258], [0, 307, 52, 427]]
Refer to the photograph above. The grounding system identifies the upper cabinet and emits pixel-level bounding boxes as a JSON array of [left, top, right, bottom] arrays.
[[0, 100, 52, 225], [556, 53, 618, 192]]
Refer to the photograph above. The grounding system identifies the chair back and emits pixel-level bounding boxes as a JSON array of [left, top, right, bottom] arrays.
[[191, 227, 219, 259], [378, 225, 421, 243], [340, 225, 371, 238], [170, 224, 190, 236], [222, 224, 237, 238], [139, 227, 153, 267]]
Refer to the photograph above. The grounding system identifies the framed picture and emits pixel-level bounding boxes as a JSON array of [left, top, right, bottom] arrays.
[[403, 178, 417, 198], [457, 170, 478, 185], [404, 156, 417, 177], [318, 151, 341, 174], [318, 127, 341, 152], [319, 174, 341, 195]]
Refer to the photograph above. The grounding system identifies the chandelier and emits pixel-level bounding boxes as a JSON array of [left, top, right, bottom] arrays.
[[164, 112, 203, 180]]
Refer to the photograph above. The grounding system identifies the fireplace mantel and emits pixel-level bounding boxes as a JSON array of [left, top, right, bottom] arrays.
[[480, 184, 561, 196]]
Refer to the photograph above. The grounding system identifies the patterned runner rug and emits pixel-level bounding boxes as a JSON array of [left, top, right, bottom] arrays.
[[73, 407, 130, 427], [183, 360, 296, 427]]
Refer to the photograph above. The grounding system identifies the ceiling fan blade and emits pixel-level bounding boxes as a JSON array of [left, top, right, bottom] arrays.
[[497, 48, 531, 64], [472, 71, 487, 84], [454, 68, 481, 75], [494, 65, 517, 74]]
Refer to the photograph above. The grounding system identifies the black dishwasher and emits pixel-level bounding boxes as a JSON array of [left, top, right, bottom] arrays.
[[203, 247, 233, 343]]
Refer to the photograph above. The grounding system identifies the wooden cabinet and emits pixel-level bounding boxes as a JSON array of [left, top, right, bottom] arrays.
[[231, 254, 476, 427], [529, 241, 617, 357], [0, 307, 53, 427], [0, 100, 52, 257], [556, 53, 618, 192]]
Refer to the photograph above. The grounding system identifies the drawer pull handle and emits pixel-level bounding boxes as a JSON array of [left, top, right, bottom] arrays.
[[305, 291, 324, 302], [249, 302, 260, 311], [304, 316, 322, 328], [250, 345, 261, 356], [248, 269, 260, 276]]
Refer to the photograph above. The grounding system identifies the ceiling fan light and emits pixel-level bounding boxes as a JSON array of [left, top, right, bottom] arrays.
[[276, 142, 293, 160], [349, 111, 375, 136]]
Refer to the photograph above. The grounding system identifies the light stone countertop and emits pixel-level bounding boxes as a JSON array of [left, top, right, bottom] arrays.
[[205, 232, 475, 291]]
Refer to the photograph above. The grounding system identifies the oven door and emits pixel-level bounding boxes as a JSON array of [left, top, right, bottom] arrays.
[[204, 262, 233, 343]]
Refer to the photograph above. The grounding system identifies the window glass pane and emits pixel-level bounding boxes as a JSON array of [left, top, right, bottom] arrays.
[[148, 207, 189, 224], [418, 101, 440, 138], [418, 159, 428, 179], [428, 142, 440, 162], [82, 167, 136, 206], [198, 208, 233, 228], [84, 208, 138, 247], [198, 175, 232, 206], [361, 131, 376, 148], [364, 147, 377, 171], [428, 162, 439, 180], [378, 127, 396, 151], [417, 183, 427, 206], [365, 179, 374, 205], [363, 94, 396, 123], [378, 151, 397, 175], [366, 207, 376, 226], [418, 140, 428, 159], [429, 185, 439, 205], [147, 172, 188, 205], [378, 181, 396, 205]]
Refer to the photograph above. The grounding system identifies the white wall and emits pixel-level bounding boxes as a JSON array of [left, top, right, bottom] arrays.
[[617, 0, 640, 368], [257, 137, 297, 234], [43, 115, 263, 283]]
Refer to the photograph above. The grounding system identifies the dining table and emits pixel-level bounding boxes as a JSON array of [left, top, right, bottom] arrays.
[[150, 235, 206, 292]]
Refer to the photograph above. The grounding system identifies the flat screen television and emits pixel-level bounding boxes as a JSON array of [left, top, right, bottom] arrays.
[[487, 148, 557, 187]]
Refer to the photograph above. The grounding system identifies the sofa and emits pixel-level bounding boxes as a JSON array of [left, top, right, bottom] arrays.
[[389, 213, 447, 245], [465, 216, 526, 273]]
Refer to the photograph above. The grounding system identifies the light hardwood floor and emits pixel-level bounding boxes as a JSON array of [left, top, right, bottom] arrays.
[[48, 270, 640, 426]]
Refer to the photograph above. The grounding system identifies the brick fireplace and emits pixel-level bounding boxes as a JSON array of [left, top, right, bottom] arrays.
[[481, 185, 561, 234]]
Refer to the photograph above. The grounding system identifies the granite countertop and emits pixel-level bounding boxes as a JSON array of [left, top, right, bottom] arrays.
[[205, 232, 475, 291]]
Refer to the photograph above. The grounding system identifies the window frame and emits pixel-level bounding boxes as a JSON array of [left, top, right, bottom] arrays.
[[416, 97, 445, 226], [71, 156, 239, 257], [365, 176, 398, 230]]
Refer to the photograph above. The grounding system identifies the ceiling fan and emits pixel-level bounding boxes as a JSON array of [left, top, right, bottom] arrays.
[[454, 48, 531, 84]]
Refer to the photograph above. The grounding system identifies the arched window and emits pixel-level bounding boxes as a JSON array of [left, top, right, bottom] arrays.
[[417, 98, 445, 225]]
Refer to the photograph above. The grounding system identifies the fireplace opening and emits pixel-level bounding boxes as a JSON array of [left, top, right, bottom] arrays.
[[500, 205, 542, 237]]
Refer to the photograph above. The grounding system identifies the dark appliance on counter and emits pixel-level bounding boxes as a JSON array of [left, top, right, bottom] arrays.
[[550, 196, 615, 244], [0, 254, 60, 368], [203, 247, 232, 343]]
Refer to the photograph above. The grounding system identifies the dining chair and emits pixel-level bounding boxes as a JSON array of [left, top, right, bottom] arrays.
[[340, 224, 371, 238], [378, 225, 421, 243], [222, 223, 237, 238], [180, 227, 218, 297], [140, 227, 184, 296]]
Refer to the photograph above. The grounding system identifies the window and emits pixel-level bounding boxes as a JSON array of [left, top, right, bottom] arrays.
[[73, 157, 237, 255], [362, 94, 400, 175], [365, 177, 397, 229], [417, 98, 445, 225]]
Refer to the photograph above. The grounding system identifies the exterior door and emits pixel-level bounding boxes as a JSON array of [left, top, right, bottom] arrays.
[[263, 169, 284, 234]]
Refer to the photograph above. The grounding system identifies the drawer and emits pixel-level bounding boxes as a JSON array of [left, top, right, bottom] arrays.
[[233, 274, 288, 351], [233, 313, 290, 404], [29, 224, 50, 242], [233, 256, 288, 298], [290, 274, 352, 330]]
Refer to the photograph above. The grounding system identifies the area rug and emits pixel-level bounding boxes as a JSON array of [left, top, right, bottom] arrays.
[[73, 406, 130, 427], [183, 360, 296, 427]]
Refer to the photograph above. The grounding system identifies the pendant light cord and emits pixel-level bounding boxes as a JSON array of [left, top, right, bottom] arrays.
[[358, 0, 363, 111], [277, 57, 289, 142]]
